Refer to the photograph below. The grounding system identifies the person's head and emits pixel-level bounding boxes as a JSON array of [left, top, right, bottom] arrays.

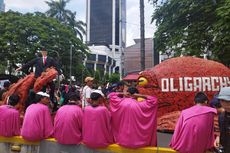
[[111, 83, 118, 91], [216, 87, 230, 112], [70, 85, 77, 92], [8, 94, 20, 106], [127, 87, 139, 95], [194, 92, 209, 104], [116, 81, 125, 92], [85, 77, 94, 87], [90, 90, 104, 106], [3, 81, 10, 89], [41, 48, 48, 57], [210, 93, 221, 108], [36, 91, 50, 105], [68, 91, 81, 105]]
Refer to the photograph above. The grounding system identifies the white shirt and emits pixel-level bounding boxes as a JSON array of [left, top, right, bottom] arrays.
[[43, 56, 47, 64], [82, 85, 92, 108]]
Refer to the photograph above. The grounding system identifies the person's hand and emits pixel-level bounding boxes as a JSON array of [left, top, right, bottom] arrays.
[[214, 136, 220, 148], [117, 92, 130, 98], [16, 67, 21, 71], [61, 74, 65, 79], [16, 67, 22, 72], [133, 93, 148, 99], [57, 74, 64, 81], [123, 92, 131, 97]]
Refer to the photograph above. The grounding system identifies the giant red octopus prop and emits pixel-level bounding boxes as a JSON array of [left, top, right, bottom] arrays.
[[2, 68, 58, 113], [137, 56, 230, 131]]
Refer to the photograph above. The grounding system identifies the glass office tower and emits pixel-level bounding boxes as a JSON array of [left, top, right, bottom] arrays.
[[86, 0, 126, 76], [0, 0, 5, 12]]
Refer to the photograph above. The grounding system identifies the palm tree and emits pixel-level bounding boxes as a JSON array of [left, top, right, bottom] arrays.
[[46, 0, 86, 40]]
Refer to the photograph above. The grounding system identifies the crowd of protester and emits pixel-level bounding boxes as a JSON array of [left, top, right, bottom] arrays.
[[0, 76, 230, 153]]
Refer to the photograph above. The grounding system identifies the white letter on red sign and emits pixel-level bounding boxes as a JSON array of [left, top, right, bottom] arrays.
[[161, 78, 169, 92], [193, 77, 202, 91], [184, 77, 193, 91], [211, 77, 219, 91], [170, 78, 178, 92], [202, 77, 211, 91]]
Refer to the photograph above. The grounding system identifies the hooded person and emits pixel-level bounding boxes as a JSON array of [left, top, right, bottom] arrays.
[[109, 87, 158, 148], [21, 91, 53, 141], [170, 92, 217, 153], [82, 90, 114, 148], [0, 94, 20, 137], [54, 91, 83, 144]]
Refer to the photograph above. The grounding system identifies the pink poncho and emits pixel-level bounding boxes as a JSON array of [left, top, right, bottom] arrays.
[[109, 92, 158, 148], [83, 106, 114, 148], [54, 105, 83, 144], [170, 105, 217, 153], [0, 105, 20, 137], [21, 103, 53, 141]]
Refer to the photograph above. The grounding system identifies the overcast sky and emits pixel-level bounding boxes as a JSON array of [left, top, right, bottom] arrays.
[[4, 0, 156, 46]]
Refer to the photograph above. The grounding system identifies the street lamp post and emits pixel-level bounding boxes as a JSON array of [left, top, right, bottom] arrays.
[[50, 50, 61, 89], [70, 45, 73, 85]]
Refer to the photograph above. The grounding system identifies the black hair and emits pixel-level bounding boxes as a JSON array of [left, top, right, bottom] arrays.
[[68, 91, 80, 101], [194, 92, 209, 104], [25, 90, 37, 110], [8, 94, 20, 106], [41, 47, 47, 51], [35, 94, 43, 102], [90, 92, 102, 101], [3, 81, 10, 88], [127, 87, 139, 95], [117, 81, 124, 87]]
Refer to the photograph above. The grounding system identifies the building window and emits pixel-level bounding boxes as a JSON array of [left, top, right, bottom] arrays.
[[98, 55, 106, 63], [112, 60, 116, 67], [86, 63, 94, 69], [87, 54, 96, 61], [90, 0, 112, 45], [108, 57, 112, 65], [115, 0, 120, 46], [115, 66, 119, 73], [106, 66, 110, 73], [97, 64, 104, 70]]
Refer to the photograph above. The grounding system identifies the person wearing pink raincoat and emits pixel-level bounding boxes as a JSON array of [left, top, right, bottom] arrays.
[[109, 87, 158, 148], [21, 91, 53, 141], [83, 90, 113, 148], [170, 92, 217, 153], [0, 94, 20, 137], [54, 92, 83, 144]]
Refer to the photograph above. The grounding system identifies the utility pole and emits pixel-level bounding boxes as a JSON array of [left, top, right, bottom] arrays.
[[140, 0, 145, 71], [70, 45, 73, 85], [51, 50, 61, 89]]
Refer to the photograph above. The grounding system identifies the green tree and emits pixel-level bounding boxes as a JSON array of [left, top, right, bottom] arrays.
[[0, 63, 5, 74], [94, 69, 101, 83], [109, 73, 120, 84], [212, 0, 230, 65], [0, 11, 88, 76], [104, 73, 110, 82], [151, 0, 230, 65], [46, 0, 86, 40]]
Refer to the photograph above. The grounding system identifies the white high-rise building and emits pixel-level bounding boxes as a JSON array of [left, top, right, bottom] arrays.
[[86, 0, 126, 76], [0, 0, 5, 12]]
